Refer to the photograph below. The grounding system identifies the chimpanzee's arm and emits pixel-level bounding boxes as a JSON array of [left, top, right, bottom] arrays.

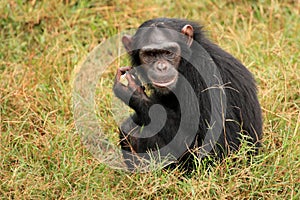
[[113, 67, 152, 125], [114, 68, 181, 153], [119, 108, 180, 154]]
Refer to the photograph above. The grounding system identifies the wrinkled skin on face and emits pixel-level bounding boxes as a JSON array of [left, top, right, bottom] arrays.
[[139, 41, 180, 90], [119, 24, 194, 93]]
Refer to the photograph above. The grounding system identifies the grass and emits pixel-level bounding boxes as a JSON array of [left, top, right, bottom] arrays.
[[1, 0, 299, 199]]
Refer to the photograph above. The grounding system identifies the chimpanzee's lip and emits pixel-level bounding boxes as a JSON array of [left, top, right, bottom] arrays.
[[152, 78, 176, 88]]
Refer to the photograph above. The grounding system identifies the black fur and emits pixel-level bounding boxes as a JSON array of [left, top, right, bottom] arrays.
[[113, 18, 262, 170]]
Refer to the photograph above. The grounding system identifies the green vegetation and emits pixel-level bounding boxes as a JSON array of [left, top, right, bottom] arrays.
[[1, 0, 299, 199]]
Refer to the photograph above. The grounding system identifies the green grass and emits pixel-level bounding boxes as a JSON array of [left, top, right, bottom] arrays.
[[1, 0, 299, 199]]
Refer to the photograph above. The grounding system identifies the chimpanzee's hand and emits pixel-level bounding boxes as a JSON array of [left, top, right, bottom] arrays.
[[113, 67, 150, 110]]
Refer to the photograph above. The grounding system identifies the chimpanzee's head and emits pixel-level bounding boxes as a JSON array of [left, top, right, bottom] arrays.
[[122, 20, 194, 93]]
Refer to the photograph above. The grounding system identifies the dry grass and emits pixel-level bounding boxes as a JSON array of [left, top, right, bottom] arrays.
[[1, 0, 299, 199]]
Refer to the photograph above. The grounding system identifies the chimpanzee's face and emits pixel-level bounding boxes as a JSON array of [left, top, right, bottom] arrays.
[[138, 30, 181, 91], [122, 24, 194, 93]]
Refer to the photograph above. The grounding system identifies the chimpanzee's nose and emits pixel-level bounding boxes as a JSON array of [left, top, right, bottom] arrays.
[[156, 61, 168, 71]]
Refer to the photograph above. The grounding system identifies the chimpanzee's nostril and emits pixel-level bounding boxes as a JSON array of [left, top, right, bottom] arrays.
[[157, 62, 167, 71]]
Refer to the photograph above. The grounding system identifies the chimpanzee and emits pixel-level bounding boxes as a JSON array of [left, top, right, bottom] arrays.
[[113, 18, 262, 171]]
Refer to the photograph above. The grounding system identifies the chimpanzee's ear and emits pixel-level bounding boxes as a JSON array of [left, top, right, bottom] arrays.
[[181, 25, 194, 47], [122, 35, 133, 53]]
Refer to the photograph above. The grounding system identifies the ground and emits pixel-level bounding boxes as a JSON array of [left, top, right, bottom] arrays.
[[0, 0, 299, 199]]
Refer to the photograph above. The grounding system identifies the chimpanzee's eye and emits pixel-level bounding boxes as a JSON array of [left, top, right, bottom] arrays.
[[163, 51, 175, 59], [148, 52, 156, 57], [141, 51, 156, 63]]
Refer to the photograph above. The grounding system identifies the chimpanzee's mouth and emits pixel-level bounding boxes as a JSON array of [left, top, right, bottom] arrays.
[[152, 78, 177, 88]]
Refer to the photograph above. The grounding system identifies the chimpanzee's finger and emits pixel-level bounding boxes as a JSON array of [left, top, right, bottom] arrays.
[[125, 72, 136, 88], [115, 66, 131, 82], [119, 66, 132, 74]]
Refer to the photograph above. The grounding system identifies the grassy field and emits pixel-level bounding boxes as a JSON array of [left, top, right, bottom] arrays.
[[1, 0, 299, 199]]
